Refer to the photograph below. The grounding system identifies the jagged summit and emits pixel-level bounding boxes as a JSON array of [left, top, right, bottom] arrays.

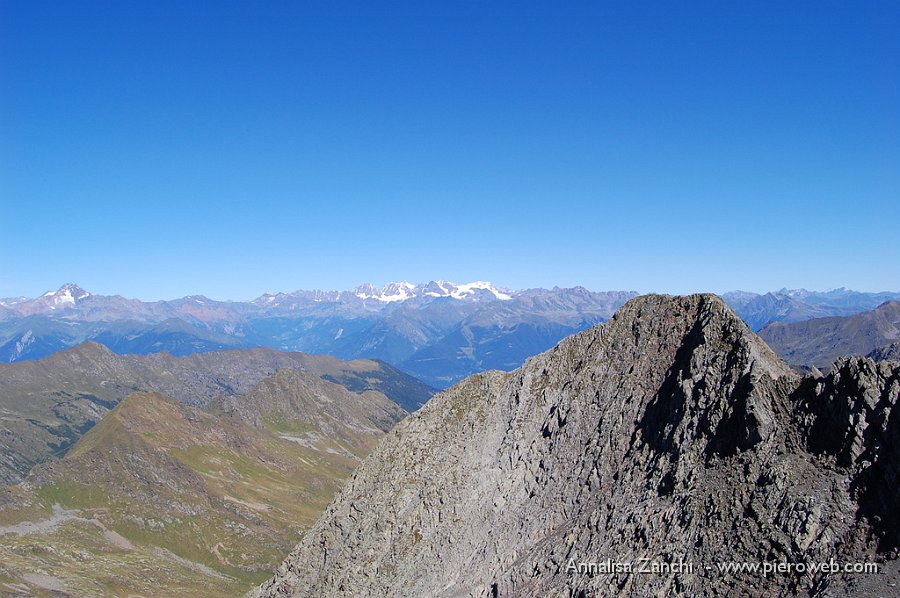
[[46, 282, 90, 297], [252, 293, 900, 597], [353, 281, 417, 302], [40, 282, 91, 307]]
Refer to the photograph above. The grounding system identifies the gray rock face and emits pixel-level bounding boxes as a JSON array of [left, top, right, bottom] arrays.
[[251, 294, 900, 597], [869, 343, 900, 362]]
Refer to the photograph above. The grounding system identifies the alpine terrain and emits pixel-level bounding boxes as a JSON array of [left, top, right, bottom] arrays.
[[0, 342, 434, 486], [6, 283, 897, 390], [758, 300, 900, 370], [723, 289, 900, 331], [251, 294, 900, 597], [0, 354, 421, 595], [0, 282, 637, 388]]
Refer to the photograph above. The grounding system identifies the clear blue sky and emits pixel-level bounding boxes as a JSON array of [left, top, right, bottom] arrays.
[[2, 1, 897, 300]]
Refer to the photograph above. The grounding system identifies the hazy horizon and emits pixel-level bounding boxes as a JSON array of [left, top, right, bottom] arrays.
[[7, 279, 900, 305]]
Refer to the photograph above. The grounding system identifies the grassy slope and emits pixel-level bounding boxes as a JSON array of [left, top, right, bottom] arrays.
[[0, 387, 399, 596]]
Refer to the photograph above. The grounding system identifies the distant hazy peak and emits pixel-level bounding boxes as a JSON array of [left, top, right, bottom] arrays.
[[353, 281, 417, 302], [40, 282, 91, 307], [352, 280, 513, 302]]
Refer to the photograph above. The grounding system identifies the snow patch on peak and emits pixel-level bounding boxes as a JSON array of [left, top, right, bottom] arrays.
[[354, 280, 514, 302], [451, 281, 512, 301], [57, 287, 76, 305], [353, 283, 379, 299], [776, 287, 810, 298], [380, 282, 415, 303], [422, 280, 451, 297], [355, 281, 416, 303], [44, 283, 91, 305]]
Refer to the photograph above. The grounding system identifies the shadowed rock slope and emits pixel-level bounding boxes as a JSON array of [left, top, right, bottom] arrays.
[[251, 294, 900, 597], [869, 343, 900, 362]]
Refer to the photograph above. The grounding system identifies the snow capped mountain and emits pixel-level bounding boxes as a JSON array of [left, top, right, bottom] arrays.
[[7, 280, 516, 313], [354, 282, 417, 302], [352, 280, 512, 303], [252, 289, 345, 308], [446, 281, 512, 301], [39, 283, 91, 309], [776, 287, 858, 299], [381, 281, 417, 302], [0, 297, 28, 307], [0, 281, 636, 385]]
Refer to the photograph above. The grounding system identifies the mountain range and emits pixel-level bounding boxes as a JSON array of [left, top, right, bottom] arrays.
[[0, 365, 409, 596], [252, 294, 900, 597], [3, 283, 899, 389], [758, 300, 900, 369], [0, 343, 434, 486], [0, 283, 636, 388], [722, 288, 900, 331]]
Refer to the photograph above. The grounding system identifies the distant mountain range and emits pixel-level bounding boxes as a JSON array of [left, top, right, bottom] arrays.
[[0, 282, 636, 388], [758, 300, 900, 369], [722, 287, 900, 330], [2, 283, 898, 387]]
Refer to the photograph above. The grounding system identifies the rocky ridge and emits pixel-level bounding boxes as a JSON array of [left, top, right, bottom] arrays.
[[251, 294, 900, 597]]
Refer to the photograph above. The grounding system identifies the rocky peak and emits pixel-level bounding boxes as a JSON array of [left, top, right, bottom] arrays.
[[39, 283, 91, 307], [251, 294, 900, 597], [57, 282, 90, 297], [352, 282, 380, 299]]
